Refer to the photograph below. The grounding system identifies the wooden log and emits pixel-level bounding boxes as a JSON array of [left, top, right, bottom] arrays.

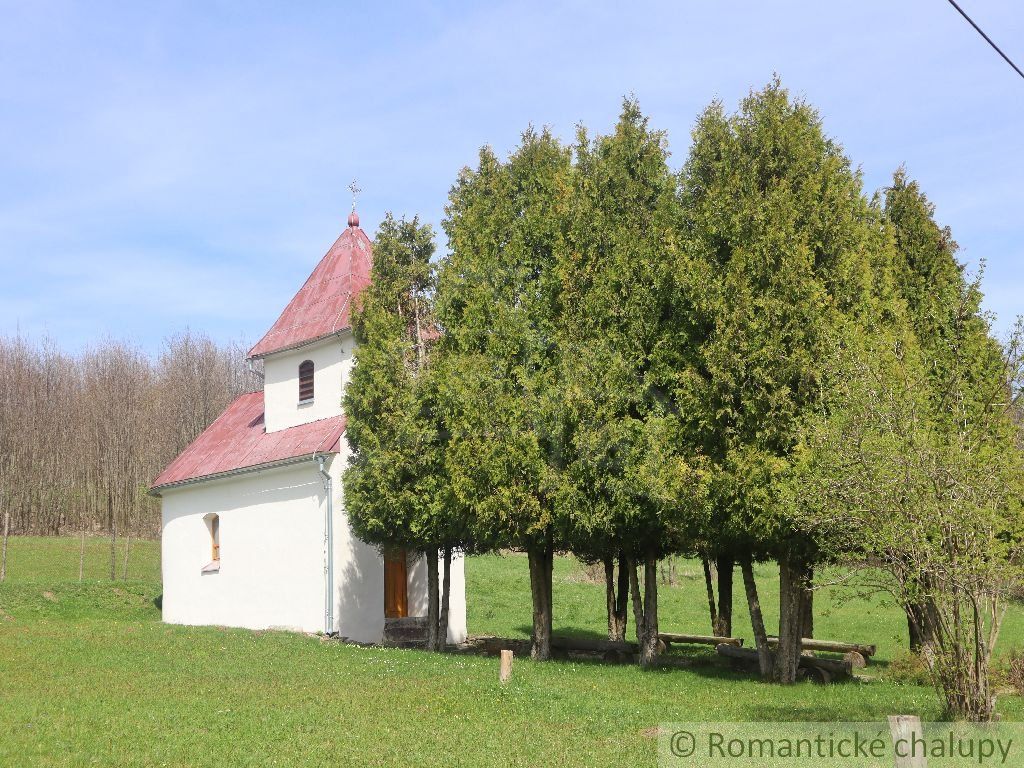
[[550, 636, 637, 654], [766, 636, 876, 657], [799, 654, 852, 678], [716, 643, 852, 679], [660, 632, 743, 647], [888, 715, 927, 767], [499, 649, 513, 684], [798, 665, 833, 685], [844, 651, 867, 669], [715, 643, 758, 669], [716, 643, 759, 665]]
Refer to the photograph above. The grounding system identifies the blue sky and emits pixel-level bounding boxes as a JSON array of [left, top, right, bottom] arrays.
[[2, 0, 1022, 353]]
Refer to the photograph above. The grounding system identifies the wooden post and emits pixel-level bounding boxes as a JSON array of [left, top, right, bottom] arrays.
[[108, 492, 116, 581], [499, 649, 513, 684], [888, 715, 927, 767], [1, 511, 9, 582]]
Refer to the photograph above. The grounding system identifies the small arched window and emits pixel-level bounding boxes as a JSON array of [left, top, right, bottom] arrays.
[[202, 513, 221, 572], [210, 514, 220, 561], [299, 360, 314, 402]]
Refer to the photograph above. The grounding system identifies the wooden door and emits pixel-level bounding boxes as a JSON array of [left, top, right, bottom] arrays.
[[384, 549, 408, 618]]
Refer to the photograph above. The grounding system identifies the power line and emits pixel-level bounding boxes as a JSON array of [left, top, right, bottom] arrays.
[[945, 0, 1024, 82]]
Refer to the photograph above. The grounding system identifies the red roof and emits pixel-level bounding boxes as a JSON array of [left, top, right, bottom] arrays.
[[248, 218, 373, 358], [151, 392, 346, 492]]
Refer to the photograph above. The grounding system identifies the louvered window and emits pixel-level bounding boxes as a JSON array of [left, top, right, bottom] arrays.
[[299, 360, 315, 402]]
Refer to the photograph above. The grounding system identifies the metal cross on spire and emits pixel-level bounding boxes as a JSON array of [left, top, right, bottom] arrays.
[[348, 179, 361, 213]]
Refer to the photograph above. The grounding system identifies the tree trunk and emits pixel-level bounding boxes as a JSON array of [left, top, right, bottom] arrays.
[[776, 560, 808, 684], [425, 547, 440, 651], [604, 553, 629, 642], [628, 553, 660, 668], [802, 566, 814, 640], [906, 571, 940, 653], [528, 546, 553, 660], [1, 511, 9, 582], [439, 547, 452, 648], [907, 605, 923, 653], [640, 553, 659, 667], [741, 556, 773, 679], [907, 600, 938, 653], [716, 555, 734, 636], [702, 556, 718, 635], [604, 556, 617, 640], [615, 552, 629, 642]]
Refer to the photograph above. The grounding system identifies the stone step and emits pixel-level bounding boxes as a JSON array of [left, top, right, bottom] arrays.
[[383, 616, 429, 647]]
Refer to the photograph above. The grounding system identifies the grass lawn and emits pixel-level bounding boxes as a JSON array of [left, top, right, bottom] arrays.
[[1, 536, 1022, 766]]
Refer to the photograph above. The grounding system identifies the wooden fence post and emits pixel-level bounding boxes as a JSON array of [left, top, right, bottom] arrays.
[[888, 715, 927, 767], [499, 649, 513, 684], [1, 511, 10, 582]]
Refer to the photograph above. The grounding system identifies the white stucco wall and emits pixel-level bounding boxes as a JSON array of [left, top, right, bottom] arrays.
[[161, 450, 468, 644], [161, 461, 328, 633], [262, 334, 354, 433]]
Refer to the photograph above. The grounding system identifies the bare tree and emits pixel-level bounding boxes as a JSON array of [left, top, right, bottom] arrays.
[[0, 332, 259, 542]]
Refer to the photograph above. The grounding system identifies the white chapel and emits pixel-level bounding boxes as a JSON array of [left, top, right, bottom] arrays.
[[151, 210, 467, 644]]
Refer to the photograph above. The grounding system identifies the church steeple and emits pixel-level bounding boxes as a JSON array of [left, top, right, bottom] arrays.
[[247, 202, 372, 359]]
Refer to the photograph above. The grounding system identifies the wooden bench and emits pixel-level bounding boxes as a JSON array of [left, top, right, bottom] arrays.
[[765, 636, 876, 657]]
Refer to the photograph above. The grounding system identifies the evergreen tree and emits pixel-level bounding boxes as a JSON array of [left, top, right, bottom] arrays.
[[558, 100, 710, 666], [680, 79, 881, 682], [793, 307, 1024, 719], [343, 213, 464, 650], [437, 131, 572, 660]]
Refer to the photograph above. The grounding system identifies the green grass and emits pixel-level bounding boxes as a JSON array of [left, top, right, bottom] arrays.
[[1, 537, 1022, 766], [0, 533, 161, 583]]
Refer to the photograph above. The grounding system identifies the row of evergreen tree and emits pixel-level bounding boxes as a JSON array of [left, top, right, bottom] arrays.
[[343, 80, 1023, 716]]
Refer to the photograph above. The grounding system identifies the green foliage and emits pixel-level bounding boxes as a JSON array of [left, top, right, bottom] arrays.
[[884, 168, 1007, 423], [680, 78, 884, 564], [437, 130, 573, 552], [558, 99, 711, 561], [791, 177, 1024, 715], [343, 214, 466, 550]]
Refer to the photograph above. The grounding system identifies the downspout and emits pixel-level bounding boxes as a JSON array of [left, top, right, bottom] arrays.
[[316, 453, 334, 635]]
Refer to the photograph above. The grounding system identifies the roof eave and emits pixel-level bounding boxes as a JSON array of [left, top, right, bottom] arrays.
[[246, 327, 353, 361], [149, 451, 336, 497]]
